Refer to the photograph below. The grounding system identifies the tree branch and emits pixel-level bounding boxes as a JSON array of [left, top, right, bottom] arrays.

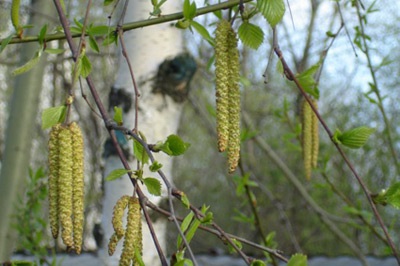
[[3, 0, 253, 45]]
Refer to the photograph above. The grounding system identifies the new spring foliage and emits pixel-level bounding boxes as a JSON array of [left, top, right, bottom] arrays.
[[48, 122, 85, 253], [214, 19, 241, 173]]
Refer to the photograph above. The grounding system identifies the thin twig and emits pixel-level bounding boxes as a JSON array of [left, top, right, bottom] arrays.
[[146, 200, 289, 263]]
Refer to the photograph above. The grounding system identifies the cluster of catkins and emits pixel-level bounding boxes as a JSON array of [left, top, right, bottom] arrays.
[[301, 99, 319, 180], [48, 122, 85, 254], [108, 195, 142, 266], [214, 19, 241, 173]]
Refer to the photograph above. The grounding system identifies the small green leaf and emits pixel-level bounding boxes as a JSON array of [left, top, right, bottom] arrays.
[[287, 253, 307, 266], [104, 0, 115, 6], [183, 0, 196, 20], [181, 192, 190, 208], [105, 168, 130, 181], [384, 182, 400, 209], [177, 211, 194, 248], [41, 105, 67, 129], [149, 161, 163, 172], [336, 126, 375, 149], [227, 238, 243, 254], [88, 25, 110, 36], [190, 20, 214, 45], [38, 24, 47, 45], [70, 26, 82, 34], [80, 54, 92, 78], [250, 260, 266, 266], [133, 139, 149, 164], [143, 177, 161, 196], [88, 34, 100, 53], [238, 22, 264, 50], [158, 135, 190, 156], [113, 106, 123, 125], [13, 49, 42, 75], [45, 48, 65, 54], [103, 31, 118, 46], [1, 34, 14, 54], [296, 63, 320, 99], [257, 0, 285, 27]]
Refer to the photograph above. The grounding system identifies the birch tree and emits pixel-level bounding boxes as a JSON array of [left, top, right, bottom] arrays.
[[100, 1, 196, 265]]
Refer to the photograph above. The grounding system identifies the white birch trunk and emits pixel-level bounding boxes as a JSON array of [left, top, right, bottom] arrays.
[[100, 1, 184, 265]]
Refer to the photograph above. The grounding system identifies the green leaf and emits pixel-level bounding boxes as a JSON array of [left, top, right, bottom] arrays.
[[287, 253, 307, 266], [105, 168, 130, 181], [104, 0, 115, 6], [38, 24, 47, 45], [181, 192, 190, 208], [177, 211, 194, 248], [103, 31, 118, 46], [133, 139, 149, 164], [227, 238, 243, 254], [296, 63, 320, 99], [336, 126, 375, 149], [149, 161, 163, 172], [380, 182, 400, 209], [183, 0, 196, 20], [88, 34, 100, 53], [190, 20, 214, 45], [257, 0, 285, 27], [159, 135, 190, 156], [45, 48, 65, 54], [70, 26, 82, 34], [88, 25, 110, 36], [250, 260, 266, 266], [41, 105, 67, 129], [13, 49, 42, 75], [143, 177, 161, 196], [113, 106, 123, 125], [1, 34, 14, 54], [80, 54, 92, 78], [238, 22, 264, 50]]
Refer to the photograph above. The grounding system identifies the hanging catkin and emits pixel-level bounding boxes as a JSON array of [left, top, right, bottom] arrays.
[[70, 122, 85, 254], [120, 197, 142, 266], [48, 124, 61, 239], [48, 122, 85, 253], [214, 19, 241, 173], [301, 98, 319, 180]]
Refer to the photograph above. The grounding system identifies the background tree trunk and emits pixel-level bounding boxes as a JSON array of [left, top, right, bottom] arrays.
[[0, 0, 53, 260], [100, 1, 188, 265]]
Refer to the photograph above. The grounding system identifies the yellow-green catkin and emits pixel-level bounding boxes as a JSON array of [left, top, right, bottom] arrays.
[[302, 99, 313, 180], [11, 0, 20, 31], [108, 232, 122, 256], [70, 122, 85, 254], [215, 19, 231, 152], [48, 124, 61, 239], [311, 100, 319, 169], [112, 195, 130, 238], [58, 125, 74, 248], [227, 26, 241, 173], [120, 197, 142, 266]]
